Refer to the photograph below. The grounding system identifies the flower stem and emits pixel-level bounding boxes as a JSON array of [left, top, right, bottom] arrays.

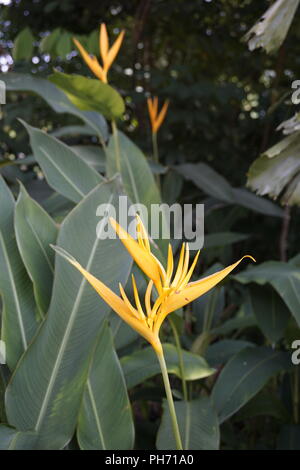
[[111, 119, 121, 173], [156, 348, 183, 450], [151, 131, 161, 190], [169, 317, 188, 401]]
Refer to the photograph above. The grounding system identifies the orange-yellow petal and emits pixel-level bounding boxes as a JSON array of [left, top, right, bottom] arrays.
[[153, 100, 169, 133], [147, 97, 156, 129], [51, 245, 156, 346], [100, 23, 109, 64], [104, 29, 125, 72], [153, 256, 256, 335], [109, 217, 162, 285], [73, 38, 105, 82]]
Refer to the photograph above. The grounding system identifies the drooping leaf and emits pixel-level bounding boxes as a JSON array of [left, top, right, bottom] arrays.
[[15, 184, 58, 314], [176, 163, 234, 204], [121, 343, 215, 389], [77, 322, 134, 450], [177, 162, 283, 216], [212, 346, 291, 423], [247, 131, 300, 206], [21, 120, 103, 203], [242, 0, 300, 54], [49, 72, 125, 120], [2, 73, 108, 142], [5, 182, 132, 449], [0, 176, 38, 370], [156, 397, 220, 450], [235, 261, 300, 326]]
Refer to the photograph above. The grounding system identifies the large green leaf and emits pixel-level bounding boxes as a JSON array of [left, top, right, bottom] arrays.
[[205, 339, 254, 367], [212, 346, 291, 423], [247, 131, 300, 206], [247, 284, 290, 343], [0, 425, 37, 450], [177, 163, 234, 203], [156, 398, 219, 450], [13, 27, 34, 61], [15, 184, 58, 314], [21, 120, 103, 203], [71, 145, 106, 172], [77, 322, 134, 450], [5, 182, 132, 449], [49, 72, 125, 120], [177, 163, 283, 216], [242, 0, 300, 54], [2, 73, 108, 142], [235, 261, 300, 326], [0, 176, 38, 370], [121, 343, 215, 389]]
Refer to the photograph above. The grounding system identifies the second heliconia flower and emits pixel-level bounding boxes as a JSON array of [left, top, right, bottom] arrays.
[[73, 23, 125, 84], [147, 96, 170, 134]]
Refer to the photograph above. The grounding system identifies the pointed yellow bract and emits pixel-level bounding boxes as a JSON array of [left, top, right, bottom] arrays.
[[73, 23, 125, 83], [52, 216, 255, 354], [147, 97, 169, 134]]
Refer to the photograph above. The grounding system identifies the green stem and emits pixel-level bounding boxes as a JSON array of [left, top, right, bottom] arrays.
[[169, 317, 188, 401], [152, 131, 161, 190], [156, 348, 183, 450], [111, 119, 121, 173]]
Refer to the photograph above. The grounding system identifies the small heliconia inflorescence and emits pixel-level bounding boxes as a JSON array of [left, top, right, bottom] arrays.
[[147, 96, 169, 134], [73, 23, 125, 84]]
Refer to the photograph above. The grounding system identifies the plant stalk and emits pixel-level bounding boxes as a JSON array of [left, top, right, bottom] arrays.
[[169, 317, 188, 401], [152, 131, 161, 190], [156, 348, 183, 450], [111, 119, 121, 173]]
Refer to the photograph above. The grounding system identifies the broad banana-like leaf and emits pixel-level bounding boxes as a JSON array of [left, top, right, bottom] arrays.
[[212, 347, 292, 423], [5, 181, 132, 449], [49, 72, 125, 120], [0, 425, 37, 450], [21, 120, 104, 203], [77, 322, 134, 450], [156, 397, 219, 450], [0, 176, 38, 370], [15, 184, 58, 314], [2, 73, 108, 142]]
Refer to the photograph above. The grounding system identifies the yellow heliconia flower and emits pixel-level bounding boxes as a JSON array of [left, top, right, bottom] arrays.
[[52, 217, 255, 354], [147, 96, 169, 134], [73, 23, 125, 83]]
